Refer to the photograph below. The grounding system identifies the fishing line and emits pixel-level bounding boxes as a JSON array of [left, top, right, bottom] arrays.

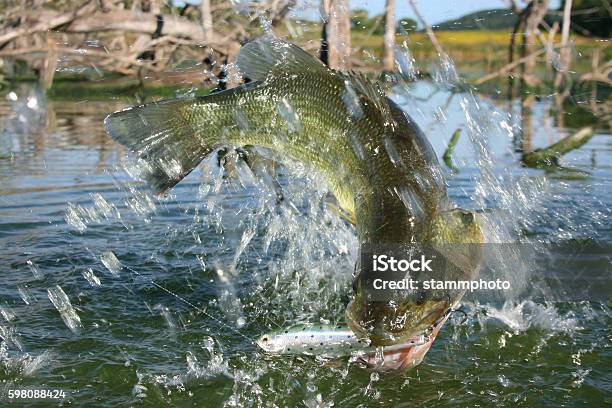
[[123, 264, 255, 345], [65, 199, 256, 345]]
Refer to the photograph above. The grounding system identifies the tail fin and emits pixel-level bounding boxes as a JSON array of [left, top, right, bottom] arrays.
[[104, 98, 214, 195]]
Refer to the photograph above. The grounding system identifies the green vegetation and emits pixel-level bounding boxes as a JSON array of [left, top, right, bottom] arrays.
[[433, 9, 519, 31], [351, 9, 416, 35], [45, 77, 211, 101], [398, 18, 418, 33], [434, 3, 611, 38], [348, 29, 606, 81], [443, 129, 461, 172]]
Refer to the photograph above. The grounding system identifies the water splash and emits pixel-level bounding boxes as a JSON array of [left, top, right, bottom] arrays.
[[0, 25, 607, 406], [100, 251, 122, 277], [26, 260, 43, 280], [478, 300, 579, 333], [0, 343, 51, 377], [47, 285, 83, 334], [82, 268, 101, 286]]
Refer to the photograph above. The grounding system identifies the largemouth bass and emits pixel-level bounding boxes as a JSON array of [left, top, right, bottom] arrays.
[[104, 36, 484, 356]]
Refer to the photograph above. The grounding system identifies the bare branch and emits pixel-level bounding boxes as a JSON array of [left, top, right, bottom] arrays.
[[0, 1, 96, 47], [407, 0, 445, 57], [475, 47, 549, 85]]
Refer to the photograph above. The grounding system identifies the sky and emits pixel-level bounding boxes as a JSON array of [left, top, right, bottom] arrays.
[[176, 0, 562, 25], [345, 0, 561, 25]]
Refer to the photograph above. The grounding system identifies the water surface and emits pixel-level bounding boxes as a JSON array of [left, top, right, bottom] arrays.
[[0, 83, 610, 406]]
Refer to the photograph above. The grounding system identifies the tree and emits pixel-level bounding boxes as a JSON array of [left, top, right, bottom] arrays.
[[383, 0, 395, 72], [201, 0, 213, 42], [397, 17, 417, 32], [522, 0, 550, 87], [321, 0, 351, 70], [508, 0, 550, 87], [350, 8, 370, 31]]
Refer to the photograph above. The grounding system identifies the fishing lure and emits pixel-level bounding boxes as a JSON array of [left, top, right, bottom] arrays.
[[257, 324, 431, 366], [257, 315, 450, 370]]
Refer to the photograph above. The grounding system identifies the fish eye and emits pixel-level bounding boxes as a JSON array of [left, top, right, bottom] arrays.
[[262, 337, 268, 343], [460, 211, 475, 224]]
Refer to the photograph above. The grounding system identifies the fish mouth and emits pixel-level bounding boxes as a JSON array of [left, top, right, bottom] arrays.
[[345, 299, 450, 347]]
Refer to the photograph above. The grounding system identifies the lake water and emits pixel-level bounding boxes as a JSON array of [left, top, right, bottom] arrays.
[[0, 81, 610, 406]]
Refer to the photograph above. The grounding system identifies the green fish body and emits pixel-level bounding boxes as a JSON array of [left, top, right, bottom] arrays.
[[105, 36, 484, 348]]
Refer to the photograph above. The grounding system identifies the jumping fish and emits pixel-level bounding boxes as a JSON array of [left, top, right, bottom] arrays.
[[104, 35, 484, 367]]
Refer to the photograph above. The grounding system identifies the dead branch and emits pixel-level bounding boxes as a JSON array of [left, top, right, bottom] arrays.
[[407, 0, 445, 57], [66, 10, 227, 49], [474, 47, 549, 85], [0, 2, 96, 47], [580, 52, 612, 85], [554, 0, 573, 100]]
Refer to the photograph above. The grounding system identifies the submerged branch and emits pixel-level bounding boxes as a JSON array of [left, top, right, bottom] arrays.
[[522, 126, 594, 168]]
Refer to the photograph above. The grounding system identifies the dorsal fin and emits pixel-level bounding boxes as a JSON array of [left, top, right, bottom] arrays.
[[237, 36, 394, 129], [236, 35, 327, 81]]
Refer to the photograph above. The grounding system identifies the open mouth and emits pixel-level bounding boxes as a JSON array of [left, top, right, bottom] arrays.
[[346, 301, 451, 347], [357, 312, 451, 370]]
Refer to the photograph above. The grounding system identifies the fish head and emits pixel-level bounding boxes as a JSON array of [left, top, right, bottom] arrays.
[[345, 290, 451, 347], [256, 333, 285, 353], [346, 209, 484, 347]]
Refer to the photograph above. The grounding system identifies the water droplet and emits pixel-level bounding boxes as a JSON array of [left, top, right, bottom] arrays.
[[82, 268, 101, 286], [100, 251, 122, 277], [47, 285, 82, 334]]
